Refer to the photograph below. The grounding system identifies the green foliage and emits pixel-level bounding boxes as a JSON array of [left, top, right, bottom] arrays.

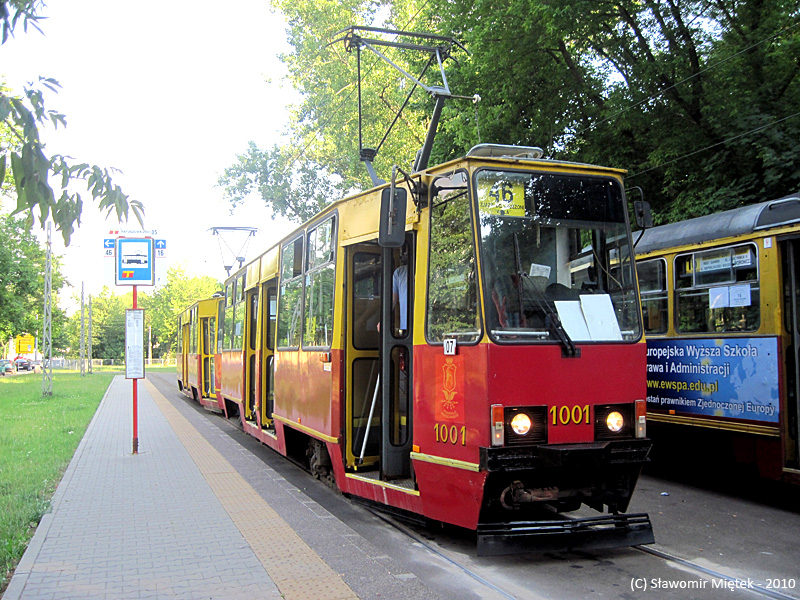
[[430, 0, 800, 221], [219, 141, 342, 223], [146, 265, 222, 356], [66, 267, 222, 361], [220, 0, 465, 223], [229, 0, 800, 225], [0, 214, 66, 343], [0, 0, 144, 245]]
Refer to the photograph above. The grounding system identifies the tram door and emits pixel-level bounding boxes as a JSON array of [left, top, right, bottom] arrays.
[[346, 240, 414, 480], [381, 237, 414, 480], [780, 238, 800, 470], [245, 289, 259, 422], [179, 317, 191, 388], [201, 315, 216, 397], [261, 283, 277, 429]]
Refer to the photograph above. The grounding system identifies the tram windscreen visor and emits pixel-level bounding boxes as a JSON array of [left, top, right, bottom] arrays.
[[476, 172, 626, 224], [476, 170, 641, 343]]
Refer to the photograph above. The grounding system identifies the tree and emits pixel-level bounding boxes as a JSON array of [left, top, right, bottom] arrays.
[[219, 0, 464, 223], [145, 265, 222, 357], [0, 0, 144, 245], [426, 0, 800, 221], [226, 0, 800, 225], [0, 213, 65, 345], [72, 288, 129, 361]]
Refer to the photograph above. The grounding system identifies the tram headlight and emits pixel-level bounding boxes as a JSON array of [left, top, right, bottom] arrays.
[[510, 413, 532, 436], [606, 411, 625, 433]]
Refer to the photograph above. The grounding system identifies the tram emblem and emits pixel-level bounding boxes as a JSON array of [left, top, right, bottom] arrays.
[[438, 357, 461, 420]]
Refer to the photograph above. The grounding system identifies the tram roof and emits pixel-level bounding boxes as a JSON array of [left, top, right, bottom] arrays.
[[635, 191, 800, 256]]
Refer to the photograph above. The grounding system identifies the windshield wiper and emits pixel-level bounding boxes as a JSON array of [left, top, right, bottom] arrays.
[[545, 312, 580, 358], [512, 232, 579, 358]]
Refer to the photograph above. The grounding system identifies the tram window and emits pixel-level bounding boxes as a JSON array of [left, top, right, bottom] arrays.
[[237, 274, 246, 302], [266, 289, 277, 352], [307, 218, 334, 270], [281, 236, 304, 280], [303, 217, 336, 349], [278, 236, 305, 349], [224, 280, 235, 351], [427, 172, 481, 344], [476, 169, 641, 342], [637, 259, 668, 334], [675, 243, 760, 333], [248, 291, 258, 352], [231, 274, 246, 351], [304, 264, 335, 347], [278, 278, 303, 349], [232, 313, 244, 350], [217, 296, 225, 353], [353, 253, 381, 350], [190, 307, 198, 353]]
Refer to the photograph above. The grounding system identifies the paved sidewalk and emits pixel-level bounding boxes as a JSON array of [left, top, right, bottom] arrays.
[[3, 375, 344, 600]]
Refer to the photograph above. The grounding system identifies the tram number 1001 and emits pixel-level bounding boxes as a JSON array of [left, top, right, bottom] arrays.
[[549, 404, 590, 426], [434, 423, 467, 445]]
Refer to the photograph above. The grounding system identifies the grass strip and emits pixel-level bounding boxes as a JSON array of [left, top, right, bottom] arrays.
[[0, 370, 118, 592]]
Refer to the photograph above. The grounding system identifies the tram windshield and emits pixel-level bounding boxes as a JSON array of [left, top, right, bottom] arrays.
[[476, 169, 641, 344]]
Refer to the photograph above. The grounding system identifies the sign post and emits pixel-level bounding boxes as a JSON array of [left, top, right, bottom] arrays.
[[115, 237, 155, 454]]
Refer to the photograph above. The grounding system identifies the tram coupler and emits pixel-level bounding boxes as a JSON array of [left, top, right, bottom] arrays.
[[476, 512, 654, 556], [500, 481, 559, 509]]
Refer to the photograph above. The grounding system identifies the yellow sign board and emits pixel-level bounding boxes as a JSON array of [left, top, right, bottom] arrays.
[[16, 335, 35, 354], [477, 179, 526, 217]]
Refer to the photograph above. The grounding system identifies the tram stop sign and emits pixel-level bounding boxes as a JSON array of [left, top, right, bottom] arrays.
[[115, 238, 155, 286]]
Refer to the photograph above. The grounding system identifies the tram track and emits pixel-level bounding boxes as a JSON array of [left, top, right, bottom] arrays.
[[362, 507, 519, 600], [370, 504, 799, 600], [634, 545, 798, 600]]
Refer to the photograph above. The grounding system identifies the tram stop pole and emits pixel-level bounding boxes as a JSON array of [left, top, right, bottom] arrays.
[[115, 235, 155, 456], [132, 285, 139, 454], [124, 283, 146, 454]]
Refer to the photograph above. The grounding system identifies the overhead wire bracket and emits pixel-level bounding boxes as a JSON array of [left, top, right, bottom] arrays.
[[209, 226, 258, 276], [329, 26, 470, 182]]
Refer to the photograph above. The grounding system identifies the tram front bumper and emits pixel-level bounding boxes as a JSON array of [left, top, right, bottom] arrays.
[[477, 439, 654, 554], [479, 439, 652, 514], [477, 512, 655, 556], [479, 439, 652, 472]]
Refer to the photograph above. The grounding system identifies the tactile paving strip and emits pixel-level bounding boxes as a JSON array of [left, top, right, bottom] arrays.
[[145, 379, 359, 600]]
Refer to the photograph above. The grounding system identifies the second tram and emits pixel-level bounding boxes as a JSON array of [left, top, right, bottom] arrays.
[[176, 294, 224, 413], [636, 192, 800, 484]]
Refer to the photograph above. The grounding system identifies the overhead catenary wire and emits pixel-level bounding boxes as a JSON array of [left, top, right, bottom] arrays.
[[575, 20, 800, 140], [263, 7, 797, 186], [629, 110, 800, 179], [274, 2, 433, 173]]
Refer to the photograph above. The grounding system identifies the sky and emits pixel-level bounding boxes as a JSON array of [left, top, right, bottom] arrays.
[[1, 0, 298, 307]]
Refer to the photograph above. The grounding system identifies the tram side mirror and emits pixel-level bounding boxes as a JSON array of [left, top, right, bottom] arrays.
[[634, 200, 653, 229], [379, 186, 407, 248]]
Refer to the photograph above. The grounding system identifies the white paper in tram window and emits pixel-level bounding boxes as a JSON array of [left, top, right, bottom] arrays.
[[580, 294, 622, 341], [709, 286, 730, 309], [554, 301, 591, 341], [729, 284, 751, 307]]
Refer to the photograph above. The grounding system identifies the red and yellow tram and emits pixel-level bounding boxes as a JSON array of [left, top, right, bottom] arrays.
[[176, 295, 224, 413], [187, 143, 654, 553]]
